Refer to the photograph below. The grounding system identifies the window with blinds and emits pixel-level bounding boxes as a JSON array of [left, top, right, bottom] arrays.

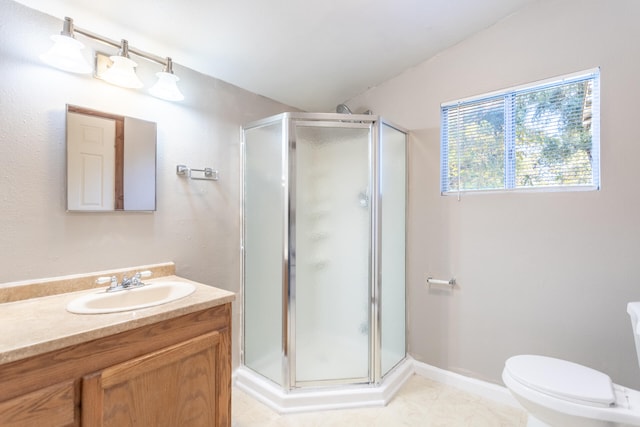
[[440, 69, 600, 194]]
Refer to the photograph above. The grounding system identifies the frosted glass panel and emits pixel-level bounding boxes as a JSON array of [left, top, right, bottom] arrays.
[[380, 124, 406, 376], [243, 113, 407, 391], [294, 125, 370, 383], [244, 122, 284, 385]]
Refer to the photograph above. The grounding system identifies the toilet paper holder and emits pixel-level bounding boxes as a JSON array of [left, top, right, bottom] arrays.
[[426, 276, 456, 289]]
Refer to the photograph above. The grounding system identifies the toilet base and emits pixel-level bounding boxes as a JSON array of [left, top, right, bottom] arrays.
[[527, 415, 551, 427], [516, 394, 619, 427]]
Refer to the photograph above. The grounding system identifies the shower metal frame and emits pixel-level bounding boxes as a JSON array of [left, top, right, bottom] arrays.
[[241, 112, 408, 391]]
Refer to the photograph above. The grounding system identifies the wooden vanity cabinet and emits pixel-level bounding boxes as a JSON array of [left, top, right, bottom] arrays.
[[0, 379, 79, 427], [82, 331, 223, 426], [0, 303, 231, 427]]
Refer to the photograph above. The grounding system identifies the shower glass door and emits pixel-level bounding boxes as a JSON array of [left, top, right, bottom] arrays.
[[292, 122, 371, 385], [243, 121, 285, 386], [380, 122, 407, 376]]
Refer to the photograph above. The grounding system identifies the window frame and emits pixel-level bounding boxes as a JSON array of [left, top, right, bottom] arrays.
[[440, 68, 600, 195]]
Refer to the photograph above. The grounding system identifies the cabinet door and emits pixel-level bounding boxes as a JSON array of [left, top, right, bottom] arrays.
[[0, 380, 78, 427], [82, 332, 223, 427]]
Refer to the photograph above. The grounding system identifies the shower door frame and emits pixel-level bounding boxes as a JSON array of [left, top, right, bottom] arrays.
[[241, 112, 408, 392], [287, 116, 376, 389]]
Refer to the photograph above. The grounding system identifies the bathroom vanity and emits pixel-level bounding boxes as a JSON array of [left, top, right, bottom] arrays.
[[0, 263, 234, 427]]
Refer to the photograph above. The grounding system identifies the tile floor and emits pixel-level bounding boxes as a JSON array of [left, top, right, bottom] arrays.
[[232, 374, 527, 426]]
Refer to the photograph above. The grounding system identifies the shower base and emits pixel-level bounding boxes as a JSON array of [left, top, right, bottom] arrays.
[[234, 357, 413, 414]]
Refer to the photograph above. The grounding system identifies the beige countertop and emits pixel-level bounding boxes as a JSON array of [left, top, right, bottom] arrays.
[[0, 273, 235, 366]]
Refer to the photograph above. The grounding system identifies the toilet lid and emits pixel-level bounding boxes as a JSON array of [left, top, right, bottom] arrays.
[[505, 355, 615, 407]]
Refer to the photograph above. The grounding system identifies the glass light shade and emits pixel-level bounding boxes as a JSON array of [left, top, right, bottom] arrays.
[[149, 71, 184, 101], [40, 34, 92, 74], [101, 56, 144, 89]]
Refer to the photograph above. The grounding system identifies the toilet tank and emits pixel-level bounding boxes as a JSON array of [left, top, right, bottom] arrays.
[[628, 302, 640, 370]]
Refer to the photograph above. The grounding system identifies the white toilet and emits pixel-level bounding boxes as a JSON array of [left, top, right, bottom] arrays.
[[502, 302, 640, 427]]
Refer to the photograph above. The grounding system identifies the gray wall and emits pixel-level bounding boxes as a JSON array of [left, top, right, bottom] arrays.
[[350, 0, 640, 388], [0, 0, 294, 368]]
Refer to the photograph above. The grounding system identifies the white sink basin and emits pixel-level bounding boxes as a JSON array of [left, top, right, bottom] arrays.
[[66, 281, 196, 314]]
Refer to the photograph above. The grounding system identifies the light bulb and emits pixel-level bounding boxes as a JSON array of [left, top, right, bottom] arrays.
[[101, 55, 144, 89], [40, 34, 92, 74], [149, 71, 184, 101]]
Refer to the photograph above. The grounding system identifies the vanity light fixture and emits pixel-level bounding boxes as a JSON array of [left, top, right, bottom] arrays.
[[41, 17, 184, 101], [149, 58, 184, 101], [98, 40, 144, 89], [40, 17, 92, 74]]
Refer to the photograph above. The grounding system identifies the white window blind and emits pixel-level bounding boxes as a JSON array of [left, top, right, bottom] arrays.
[[440, 69, 600, 194]]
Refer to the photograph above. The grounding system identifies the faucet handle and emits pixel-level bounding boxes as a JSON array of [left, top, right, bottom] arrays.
[[96, 276, 116, 285], [128, 271, 151, 287], [98, 276, 120, 292], [138, 270, 152, 278]]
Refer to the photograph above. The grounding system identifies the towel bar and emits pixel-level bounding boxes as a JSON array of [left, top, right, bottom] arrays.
[[176, 164, 219, 181]]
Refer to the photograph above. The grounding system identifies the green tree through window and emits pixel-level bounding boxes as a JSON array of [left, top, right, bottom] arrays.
[[441, 69, 599, 194]]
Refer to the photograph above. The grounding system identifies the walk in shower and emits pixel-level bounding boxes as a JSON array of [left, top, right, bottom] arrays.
[[238, 112, 409, 412]]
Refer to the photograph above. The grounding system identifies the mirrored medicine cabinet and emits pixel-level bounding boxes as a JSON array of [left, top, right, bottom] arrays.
[[66, 105, 157, 212]]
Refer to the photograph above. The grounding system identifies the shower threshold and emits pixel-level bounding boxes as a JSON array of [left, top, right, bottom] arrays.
[[234, 357, 414, 414]]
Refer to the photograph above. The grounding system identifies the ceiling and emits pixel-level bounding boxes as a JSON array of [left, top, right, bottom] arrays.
[[15, 0, 538, 112]]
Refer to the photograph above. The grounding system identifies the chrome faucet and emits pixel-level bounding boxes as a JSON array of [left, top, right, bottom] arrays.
[[96, 270, 152, 293]]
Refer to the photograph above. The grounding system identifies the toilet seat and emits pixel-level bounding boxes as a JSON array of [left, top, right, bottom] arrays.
[[504, 355, 615, 408]]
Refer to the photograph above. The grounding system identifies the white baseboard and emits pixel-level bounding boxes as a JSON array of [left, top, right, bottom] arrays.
[[412, 359, 522, 409]]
